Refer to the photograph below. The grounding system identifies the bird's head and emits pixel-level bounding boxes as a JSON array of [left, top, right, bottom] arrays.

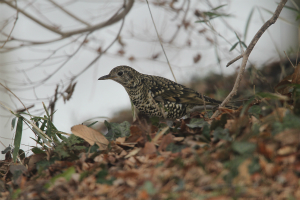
[[98, 65, 141, 88]]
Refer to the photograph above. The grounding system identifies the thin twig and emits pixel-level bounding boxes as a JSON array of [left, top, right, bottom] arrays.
[[284, 51, 295, 68], [145, 0, 177, 83], [296, 46, 299, 65], [49, 0, 91, 27], [168, 0, 190, 43], [3, 0, 134, 37], [226, 55, 243, 67], [49, 85, 59, 122], [0, 83, 31, 115], [72, 18, 126, 79], [201, 93, 207, 114], [0, 0, 18, 49], [211, 0, 288, 119]]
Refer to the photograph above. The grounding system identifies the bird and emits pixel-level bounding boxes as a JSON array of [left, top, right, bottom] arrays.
[[98, 65, 226, 119]]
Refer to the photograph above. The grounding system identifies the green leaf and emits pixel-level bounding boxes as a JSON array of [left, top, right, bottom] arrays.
[[248, 157, 260, 174], [42, 102, 51, 118], [204, 110, 213, 118], [213, 127, 232, 141], [283, 5, 299, 13], [244, 8, 255, 41], [150, 116, 160, 126], [256, 92, 289, 100], [212, 4, 227, 10], [88, 144, 99, 153], [104, 120, 130, 141], [53, 134, 85, 159], [166, 143, 187, 153], [36, 157, 56, 172], [210, 114, 227, 130], [96, 169, 115, 185], [248, 105, 261, 118], [11, 117, 17, 131], [241, 41, 248, 49], [18, 149, 25, 160], [272, 111, 300, 135], [12, 188, 21, 200], [232, 141, 256, 155], [229, 42, 238, 51], [32, 127, 51, 147], [195, 19, 209, 23], [141, 181, 157, 195], [223, 156, 246, 183], [31, 147, 45, 154], [87, 121, 98, 127], [240, 96, 256, 117], [13, 117, 23, 162], [202, 123, 211, 141], [45, 166, 75, 188], [251, 123, 260, 136], [234, 31, 241, 42], [40, 120, 47, 132], [186, 118, 206, 128]]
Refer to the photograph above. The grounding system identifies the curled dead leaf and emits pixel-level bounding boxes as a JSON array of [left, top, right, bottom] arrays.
[[71, 124, 109, 150]]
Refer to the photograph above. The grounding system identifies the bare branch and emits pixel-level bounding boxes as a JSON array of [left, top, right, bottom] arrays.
[[72, 18, 126, 80], [62, 0, 134, 37], [2, 0, 64, 36], [211, 0, 288, 119], [49, 0, 91, 27], [2, 0, 134, 37]]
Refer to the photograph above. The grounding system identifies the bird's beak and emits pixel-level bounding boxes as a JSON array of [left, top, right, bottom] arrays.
[[98, 74, 117, 80]]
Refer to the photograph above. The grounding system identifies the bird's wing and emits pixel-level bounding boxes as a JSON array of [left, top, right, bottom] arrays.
[[146, 75, 221, 105]]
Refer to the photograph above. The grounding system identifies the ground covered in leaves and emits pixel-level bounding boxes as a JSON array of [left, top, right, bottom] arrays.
[[1, 62, 300, 200]]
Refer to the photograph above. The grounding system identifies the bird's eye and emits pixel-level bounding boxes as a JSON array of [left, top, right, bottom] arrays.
[[117, 71, 123, 76]]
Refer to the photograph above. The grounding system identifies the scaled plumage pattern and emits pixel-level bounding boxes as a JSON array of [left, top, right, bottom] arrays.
[[98, 65, 223, 119]]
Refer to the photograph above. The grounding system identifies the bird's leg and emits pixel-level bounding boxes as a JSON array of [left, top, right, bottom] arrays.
[[148, 91, 167, 119], [159, 103, 167, 119]]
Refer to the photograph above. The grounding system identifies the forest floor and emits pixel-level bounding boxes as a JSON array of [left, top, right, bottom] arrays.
[[1, 60, 300, 200]]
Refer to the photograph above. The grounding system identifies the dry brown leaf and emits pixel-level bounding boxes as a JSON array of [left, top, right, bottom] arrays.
[[275, 153, 296, 165], [116, 137, 126, 143], [261, 107, 288, 123], [110, 141, 124, 154], [259, 156, 280, 177], [125, 148, 141, 158], [173, 137, 184, 142], [193, 53, 201, 63], [275, 75, 292, 95], [206, 196, 230, 200], [138, 190, 149, 199], [139, 142, 156, 156], [258, 142, 277, 160], [233, 159, 252, 186], [158, 133, 174, 151], [274, 129, 300, 146], [292, 64, 300, 84], [152, 126, 169, 143], [116, 136, 136, 148], [28, 153, 47, 171], [71, 124, 109, 150], [126, 125, 143, 143], [277, 146, 296, 156]]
